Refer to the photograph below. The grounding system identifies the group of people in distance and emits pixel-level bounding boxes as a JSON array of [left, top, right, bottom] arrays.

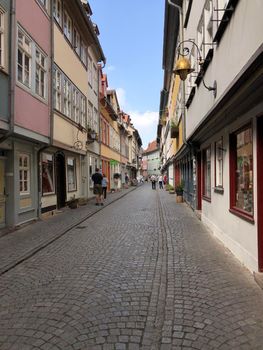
[[150, 174, 167, 190]]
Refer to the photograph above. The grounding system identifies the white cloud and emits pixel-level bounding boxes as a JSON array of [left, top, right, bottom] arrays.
[[113, 87, 158, 148], [106, 65, 115, 72]]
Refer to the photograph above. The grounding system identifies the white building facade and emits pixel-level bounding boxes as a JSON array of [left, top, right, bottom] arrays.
[[173, 0, 263, 272]]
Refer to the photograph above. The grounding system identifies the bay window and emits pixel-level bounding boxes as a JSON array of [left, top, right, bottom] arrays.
[[53, 0, 62, 26], [0, 8, 5, 69]]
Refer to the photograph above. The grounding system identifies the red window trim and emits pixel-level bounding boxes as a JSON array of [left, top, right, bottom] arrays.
[[229, 122, 254, 221], [202, 145, 211, 200], [214, 137, 224, 190]]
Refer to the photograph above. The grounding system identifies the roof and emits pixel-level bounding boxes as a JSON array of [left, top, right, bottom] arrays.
[[143, 140, 159, 154]]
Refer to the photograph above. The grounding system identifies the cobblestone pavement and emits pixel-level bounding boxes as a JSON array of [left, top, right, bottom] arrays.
[[0, 187, 136, 275], [1, 184, 263, 350]]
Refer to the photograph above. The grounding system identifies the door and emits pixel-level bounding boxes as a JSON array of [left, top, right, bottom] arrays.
[[55, 152, 66, 209], [257, 117, 263, 271], [0, 159, 6, 227]]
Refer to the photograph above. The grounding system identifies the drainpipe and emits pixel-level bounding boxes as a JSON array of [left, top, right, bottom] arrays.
[[0, 0, 16, 144], [37, 0, 53, 217]]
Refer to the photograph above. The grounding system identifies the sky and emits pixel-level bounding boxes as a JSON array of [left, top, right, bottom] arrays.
[[88, 0, 165, 149]]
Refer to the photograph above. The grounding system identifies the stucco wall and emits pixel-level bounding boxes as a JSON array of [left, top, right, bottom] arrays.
[[185, 0, 263, 139]]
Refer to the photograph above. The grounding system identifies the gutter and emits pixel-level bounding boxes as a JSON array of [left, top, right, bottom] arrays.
[[0, 0, 16, 144]]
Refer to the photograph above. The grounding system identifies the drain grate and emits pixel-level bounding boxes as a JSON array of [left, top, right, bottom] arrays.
[[76, 226, 87, 229]]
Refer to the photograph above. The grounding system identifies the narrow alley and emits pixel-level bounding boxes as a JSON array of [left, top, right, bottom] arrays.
[[1, 185, 263, 350]]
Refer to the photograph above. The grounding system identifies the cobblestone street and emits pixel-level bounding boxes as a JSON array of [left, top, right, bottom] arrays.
[[1, 184, 263, 350]]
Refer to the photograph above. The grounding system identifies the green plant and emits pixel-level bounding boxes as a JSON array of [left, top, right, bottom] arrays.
[[170, 119, 177, 128], [175, 180, 184, 194]]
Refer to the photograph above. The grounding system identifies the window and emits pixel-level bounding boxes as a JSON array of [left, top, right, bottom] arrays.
[[53, 0, 62, 26], [38, 0, 49, 11], [42, 153, 54, 194], [230, 125, 253, 219], [88, 101, 93, 129], [54, 65, 86, 124], [72, 87, 80, 123], [93, 108, 99, 133], [19, 154, 30, 194], [88, 55, 92, 86], [17, 26, 48, 99], [63, 76, 71, 117], [67, 157, 77, 191], [35, 49, 46, 98], [80, 95, 86, 127], [0, 8, 6, 69], [203, 146, 211, 199], [93, 63, 98, 93], [64, 11, 72, 43], [80, 40, 87, 66], [73, 28, 80, 56], [215, 138, 223, 188], [17, 28, 32, 87], [54, 67, 62, 112]]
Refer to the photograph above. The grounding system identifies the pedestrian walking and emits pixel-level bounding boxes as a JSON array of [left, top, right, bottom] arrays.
[[125, 172, 129, 188], [158, 174, 163, 189], [92, 168, 103, 206], [163, 174, 167, 186], [102, 173, 108, 201], [151, 174, 156, 189]]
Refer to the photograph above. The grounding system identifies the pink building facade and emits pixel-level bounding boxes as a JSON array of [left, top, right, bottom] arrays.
[[3, 0, 51, 227]]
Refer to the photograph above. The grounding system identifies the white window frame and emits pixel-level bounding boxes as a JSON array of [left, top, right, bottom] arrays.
[[80, 40, 87, 66], [63, 76, 72, 118], [19, 154, 30, 195], [0, 8, 6, 70], [93, 63, 98, 94], [215, 138, 223, 188], [64, 10, 72, 43], [67, 157, 77, 192], [53, 0, 62, 26], [54, 67, 62, 112], [88, 55, 92, 86], [38, 0, 49, 12], [73, 28, 80, 56], [17, 27, 32, 88], [42, 152, 55, 195], [88, 101, 93, 129], [80, 95, 86, 127], [72, 87, 80, 124], [35, 48, 47, 98]]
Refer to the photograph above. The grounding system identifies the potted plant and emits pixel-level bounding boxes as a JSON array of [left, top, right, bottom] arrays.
[[68, 195, 79, 209], [169, 185, 175, 194], [175, 181, 184, 203], [170, 120, 179, 138]]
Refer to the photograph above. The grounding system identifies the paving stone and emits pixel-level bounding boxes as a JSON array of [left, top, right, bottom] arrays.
[[0, 185, 263, 349]]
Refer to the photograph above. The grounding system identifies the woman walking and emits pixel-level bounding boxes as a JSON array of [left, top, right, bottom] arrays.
[[102, 174, 109, 201]]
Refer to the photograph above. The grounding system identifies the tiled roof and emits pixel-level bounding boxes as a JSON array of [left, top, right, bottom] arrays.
[[144, 140, 158, 154]]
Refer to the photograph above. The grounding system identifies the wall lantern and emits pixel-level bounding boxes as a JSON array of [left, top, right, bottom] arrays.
[[86, 130, 97, 144], [173, 40, 217, 98]]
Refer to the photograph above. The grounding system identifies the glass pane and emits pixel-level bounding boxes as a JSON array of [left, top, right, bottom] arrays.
[[235, 128, 253, 214], [24, 157, 28, 167]]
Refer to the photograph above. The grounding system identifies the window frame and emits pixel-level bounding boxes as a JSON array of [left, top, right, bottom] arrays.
[[229, 123, 254, 222], [63, 10, 72, 43], [67, 157, 77, 192], [214, 137, 224, 192], [53, 0, 62, 26], [35, 48, 47, 99], [0, 7, 6, 70], [202, 145, 212, 201], [17, 27, 32, 88], [42, 152, 55, 195], [37, 0, 49, 12], [19, 153, 30, 195]]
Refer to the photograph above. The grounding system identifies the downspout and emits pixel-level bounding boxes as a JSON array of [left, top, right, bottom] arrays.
[[0, 0, 16, 144], [37, 0, 53, 217]]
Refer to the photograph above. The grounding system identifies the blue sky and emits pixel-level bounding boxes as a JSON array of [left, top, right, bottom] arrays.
[[89, 0, 164, 148]]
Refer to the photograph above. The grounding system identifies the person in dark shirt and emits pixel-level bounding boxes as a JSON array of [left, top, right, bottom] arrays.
[[91, 168, 103, 206]]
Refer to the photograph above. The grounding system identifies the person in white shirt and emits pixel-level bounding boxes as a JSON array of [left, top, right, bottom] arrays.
[[158, 175, 163, 189], [151, 174, 156, 189]]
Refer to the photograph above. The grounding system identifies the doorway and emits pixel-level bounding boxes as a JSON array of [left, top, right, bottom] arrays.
[[257, 117, 263, 271], [55, 152, 66, 209]]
